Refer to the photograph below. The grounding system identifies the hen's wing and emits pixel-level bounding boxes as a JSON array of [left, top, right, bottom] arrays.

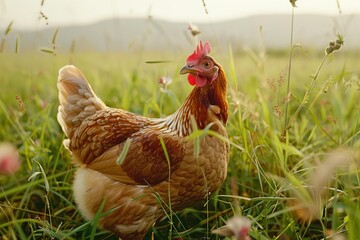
[[87, 126, 185, 185], [69, 108, 150, 163], [58, 65, 185, 186], [70, 109, 185, 185]]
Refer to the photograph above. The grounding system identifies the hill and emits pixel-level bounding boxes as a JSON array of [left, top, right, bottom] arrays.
[[4, 14, 360, 52]]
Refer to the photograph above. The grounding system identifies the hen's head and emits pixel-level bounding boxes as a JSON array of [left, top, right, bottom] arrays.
[[180, 41, 219, 88]]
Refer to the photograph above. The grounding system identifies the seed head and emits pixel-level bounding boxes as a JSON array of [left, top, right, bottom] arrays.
[[325, 35, 344, 54]]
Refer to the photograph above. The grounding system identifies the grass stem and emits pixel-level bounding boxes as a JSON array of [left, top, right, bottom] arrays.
[[283, 6, 295, 138]]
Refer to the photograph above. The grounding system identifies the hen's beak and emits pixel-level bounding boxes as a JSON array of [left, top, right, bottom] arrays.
[[180, 65, 196, 75]]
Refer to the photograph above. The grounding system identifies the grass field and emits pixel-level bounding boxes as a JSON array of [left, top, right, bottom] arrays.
[[0, 44, 359, 239]]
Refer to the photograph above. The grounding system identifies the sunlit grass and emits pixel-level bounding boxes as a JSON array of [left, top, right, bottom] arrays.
[[0, 47, 359, 239]]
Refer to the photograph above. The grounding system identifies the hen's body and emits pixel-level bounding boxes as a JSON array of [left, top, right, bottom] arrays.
[[57, 42, 229, 239]]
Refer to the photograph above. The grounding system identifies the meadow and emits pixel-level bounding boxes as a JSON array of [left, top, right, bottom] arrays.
[[0, 44, 359, 239]]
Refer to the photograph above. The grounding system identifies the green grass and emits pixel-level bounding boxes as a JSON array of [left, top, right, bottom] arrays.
[[0, 46, 359, 240]]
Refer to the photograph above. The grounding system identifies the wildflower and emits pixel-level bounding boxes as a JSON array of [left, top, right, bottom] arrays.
[[289, 0, 297, 7], [158, 76, 173, 91], [188, 23, 201, 37], [0, 143, 20, 175], [212, 215, 251, 240]]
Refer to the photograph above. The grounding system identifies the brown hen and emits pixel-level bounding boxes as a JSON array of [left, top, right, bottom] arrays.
[[57, 41, 229, 239]]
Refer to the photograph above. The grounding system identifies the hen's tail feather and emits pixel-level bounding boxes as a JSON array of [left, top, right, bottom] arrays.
[[57, 65, 106, 142]]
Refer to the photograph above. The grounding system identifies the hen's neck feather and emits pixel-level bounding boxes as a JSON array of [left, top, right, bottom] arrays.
[[162, 65, 227, 136]]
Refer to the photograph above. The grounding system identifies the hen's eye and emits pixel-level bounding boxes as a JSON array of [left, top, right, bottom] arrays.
[[203, 61, 212, 69]]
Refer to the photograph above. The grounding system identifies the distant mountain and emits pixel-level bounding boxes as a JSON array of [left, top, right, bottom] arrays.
[[4, 14, 360, 52]]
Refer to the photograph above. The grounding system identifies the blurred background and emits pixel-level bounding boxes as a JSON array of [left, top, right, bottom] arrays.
[[1, 1, 360, 239], [1, 0, 359, 53]]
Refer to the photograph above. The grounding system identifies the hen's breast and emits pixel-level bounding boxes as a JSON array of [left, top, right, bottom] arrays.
[[150, 121, 229, 209]]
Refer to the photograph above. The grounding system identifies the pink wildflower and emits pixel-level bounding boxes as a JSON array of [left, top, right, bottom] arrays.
[[212, 215, 251, 240], [0, 143, 20, 175]]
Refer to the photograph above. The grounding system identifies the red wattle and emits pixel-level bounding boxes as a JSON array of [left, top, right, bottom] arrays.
[[187, 74, 196, 86], [187, 74, 208, 87]]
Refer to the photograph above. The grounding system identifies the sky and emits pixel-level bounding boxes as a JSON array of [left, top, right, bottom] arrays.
[[0, 0, 359, 30]]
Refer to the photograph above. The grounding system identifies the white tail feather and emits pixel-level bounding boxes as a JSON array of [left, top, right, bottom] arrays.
[[57, 65, 106, 140]]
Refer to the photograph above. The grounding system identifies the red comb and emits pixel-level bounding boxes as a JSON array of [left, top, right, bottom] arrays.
[[186, 41, 211, 64]]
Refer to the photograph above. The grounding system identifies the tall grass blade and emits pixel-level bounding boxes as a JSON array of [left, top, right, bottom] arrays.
[[159, 137, 173, 240], [15, 35, 19, 53], [116, 138, 132, 165], [5, 21, 14, 35]]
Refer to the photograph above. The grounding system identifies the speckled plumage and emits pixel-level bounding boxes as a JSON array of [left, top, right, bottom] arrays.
[[57, 47, 229, 239]]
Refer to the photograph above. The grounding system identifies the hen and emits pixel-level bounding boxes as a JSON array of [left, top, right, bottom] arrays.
[[57, 41, 229, 239]]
